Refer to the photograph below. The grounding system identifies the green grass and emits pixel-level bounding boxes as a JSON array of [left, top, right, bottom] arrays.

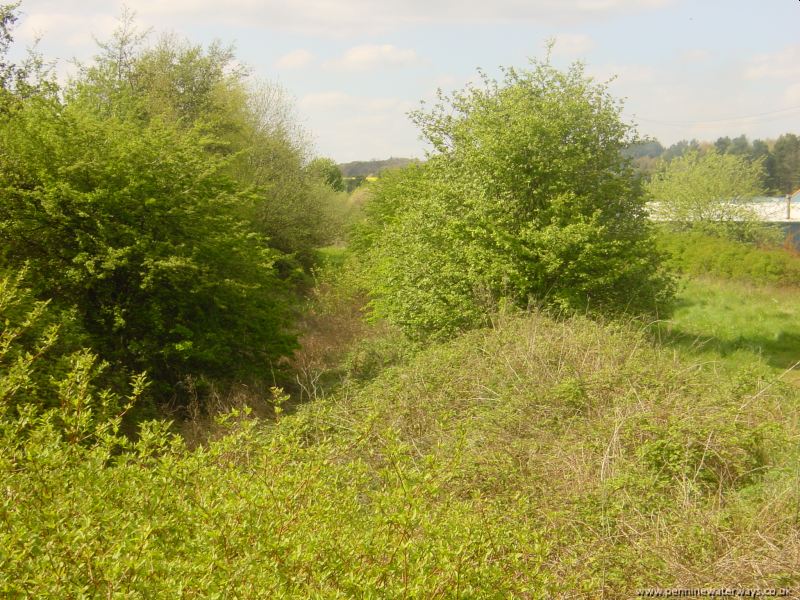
[[663, 277, 800, 378], [654, 228, 800, 380], [315, 245, 349, 270]]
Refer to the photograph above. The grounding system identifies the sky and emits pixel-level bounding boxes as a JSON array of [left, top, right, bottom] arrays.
[[7, 0, 800, 162]]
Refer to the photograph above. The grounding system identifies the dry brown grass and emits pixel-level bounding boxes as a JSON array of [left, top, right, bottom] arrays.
[[298, 310, 800, 596], [290, 277, 371, 401]]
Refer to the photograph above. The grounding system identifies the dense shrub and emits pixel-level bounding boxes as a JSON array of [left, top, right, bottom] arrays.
[[80, 27, 347, 271], [647, 149, 766, 242], [0, 271, 145, 443], [355, 59, 674, 339], [1, 270, 77, 415], [658, 228, 800, 285], [3, 302, 797, 597], [0, 92, 296, 392], [0, 9, 354, 398], [0, 274, 551, 596]]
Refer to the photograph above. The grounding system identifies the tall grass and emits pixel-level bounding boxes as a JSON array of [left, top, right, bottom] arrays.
[[306, 312, 799, 595]]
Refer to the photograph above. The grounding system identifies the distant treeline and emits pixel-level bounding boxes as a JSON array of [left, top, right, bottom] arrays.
[[338, 157, 418, 178], [625, 134, 800, 194]]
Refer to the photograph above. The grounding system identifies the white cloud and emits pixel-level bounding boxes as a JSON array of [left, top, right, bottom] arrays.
[[325, 44, 420, 71], [782, 83, 800, 107], [116, 0, 674, 35], [17, 11, 117, 47], [299, 91, 352, 110], [300, 91, 414, 112], [576, 0, 667, 9], [745, 45, 800, 80], [274, 49, 314, 69], [551, 33, 593, 58], [680, 49, 711, 63], [590, 63, 656, 84], [298, 91, 420, 160]]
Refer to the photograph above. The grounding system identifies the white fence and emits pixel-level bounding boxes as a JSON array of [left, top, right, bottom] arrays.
[[646, 197, 800, 223]]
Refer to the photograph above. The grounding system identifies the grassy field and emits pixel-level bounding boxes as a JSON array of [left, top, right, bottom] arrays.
[[664, 277, 800, 380], [655, 227, 800, 384]]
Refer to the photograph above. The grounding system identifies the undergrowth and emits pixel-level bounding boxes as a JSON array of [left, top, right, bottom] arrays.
[[4, 266, 798, 597], [657, 228, 800, 285]]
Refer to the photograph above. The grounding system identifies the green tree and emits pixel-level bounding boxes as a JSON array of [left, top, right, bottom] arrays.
[[623, 139, 664, 160], [772, 133, 800, 194], [307, 157, 345, 192], [714, 136, 732, 155], [0, 2, 57, 114], [78, 20, 337, 271], [0, 85, 296, 395], [646, 149, 765, 241], [355, 59, 674, 339], [0, 2, 18, 90], [750, 139, 775, 189], [661, 139, 702, 162], [727, 134, 750, 156]]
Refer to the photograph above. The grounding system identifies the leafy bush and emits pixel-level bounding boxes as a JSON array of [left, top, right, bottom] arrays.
[[1, 271, 66, 416], [647, 149, 766, 241], [0, 279, 551, 596], [81, 26, 348, 271], [0, 270, 145, 444], [1, 414, 552, 597], [0, 11, 316, 398], [355, 59, 674, 339], [658, 228, 800, 285], [0, 91, 296, 393]]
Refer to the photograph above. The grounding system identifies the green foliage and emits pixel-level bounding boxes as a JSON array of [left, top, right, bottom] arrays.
[[623, 139, 665, 160], [664, 276, 800, 377], [0, 2, 58, 114], [0, 87, 296, 392], [657, 229, 800, 376], [647, 149, 766, 241], [356, 59, 674, 339], [307, 157, 344, 192], [771, 133, 800, 195], [295, 311, 796, 594], [661, 138, 702, 162], [658, 228, 800, 285], [338, 156, 416, 177], [1, 270, 70, 415], [1, 411, 552, 597], [343, 175, 366, 193], [77, 22, 343, 270], [227, 80, 342, 268], [0, 2, 18, 88], [628, 134, 794, 194], [342, 328, 417, 381], [0, 270, 145, 441], [0, 295, 553, 596], [635, 417, 773, 490], [3, 268, 800, 596], [4, 7, 800, 595]]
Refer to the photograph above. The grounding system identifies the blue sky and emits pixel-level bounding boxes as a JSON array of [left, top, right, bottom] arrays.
[[8, 0, 800, 162]]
